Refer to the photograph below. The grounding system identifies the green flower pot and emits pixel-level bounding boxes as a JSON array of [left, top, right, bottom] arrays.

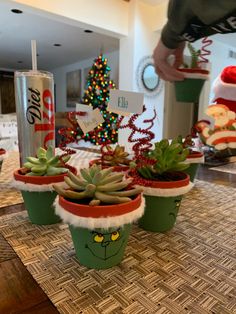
[[184, 163, 199, 182], [69, 224, 132, 269], [174, 78, 205, 103], [139, 194, 183, 232], [183, 152, 204, 182], [13, 169, 70, 225], [132, 171, 192, 233], [21, 190, 61, 225], [55, 193, 144, 269], [174, 68, 209, 103]]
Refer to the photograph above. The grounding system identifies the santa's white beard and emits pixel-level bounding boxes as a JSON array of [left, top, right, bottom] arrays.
[[214, 116, 229, 127]]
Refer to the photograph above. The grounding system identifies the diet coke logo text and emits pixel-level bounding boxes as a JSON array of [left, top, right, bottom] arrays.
[[26, 87, 55, 147]]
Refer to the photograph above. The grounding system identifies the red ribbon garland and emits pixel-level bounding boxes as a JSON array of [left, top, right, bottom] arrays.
[[117, 105, 157, 164], [58, 111, 87, 156], [198, 37, 213, 65], [58, 107, 157, 170]]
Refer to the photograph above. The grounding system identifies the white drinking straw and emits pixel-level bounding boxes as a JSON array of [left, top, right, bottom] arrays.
[[31, 39, 37, 71]]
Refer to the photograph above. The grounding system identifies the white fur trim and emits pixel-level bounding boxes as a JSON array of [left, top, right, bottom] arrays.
[[0, 152, 8, 162], [11, 178, 55, 192], [212, 76, 236, 101], [53, 196, 145, 230], [183, 72, 209, 80], [134, 182, 193, 197]]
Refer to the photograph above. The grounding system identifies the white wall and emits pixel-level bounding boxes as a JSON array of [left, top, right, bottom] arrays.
[[119, 0, 166, 150], [51, 51, 119, 112], [133, 2, 165, 141]]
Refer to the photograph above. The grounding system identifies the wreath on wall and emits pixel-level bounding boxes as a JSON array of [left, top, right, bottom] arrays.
[[136, 55, 163, 97]]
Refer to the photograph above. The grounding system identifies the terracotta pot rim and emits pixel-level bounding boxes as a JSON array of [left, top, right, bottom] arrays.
[[177, 68, 209, 74], [59, 193, 142, 218], [188, 151, 204, 158], [89, 159, 130, 172], [14, 169, 68, 185], [129, 171, 190, 189]]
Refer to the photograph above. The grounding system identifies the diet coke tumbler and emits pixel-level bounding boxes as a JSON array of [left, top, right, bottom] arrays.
[[14, 70, 55, 165]]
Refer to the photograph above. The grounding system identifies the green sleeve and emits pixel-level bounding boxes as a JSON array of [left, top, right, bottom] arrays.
[[161, 0, 236, 49]]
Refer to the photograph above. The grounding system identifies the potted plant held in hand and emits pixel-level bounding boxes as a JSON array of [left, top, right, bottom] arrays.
[[174, 43, 210, 103], [53, 164, 144, 269], [13, 146, 72, 225], [130, 138, 193, 232], [90, 144, 132, 172]]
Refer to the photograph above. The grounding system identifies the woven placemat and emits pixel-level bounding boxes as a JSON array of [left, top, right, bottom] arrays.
[[0, 180, 235, 314]]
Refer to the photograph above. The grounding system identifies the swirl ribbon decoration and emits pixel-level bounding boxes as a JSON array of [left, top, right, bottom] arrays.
[[117, 106, 157, 164], [58, 111, 87, 156], [198, 37, 213, 65]]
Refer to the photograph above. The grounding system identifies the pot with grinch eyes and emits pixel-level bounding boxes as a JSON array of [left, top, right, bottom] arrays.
[[53, 164, 145, 269], [129, 170, 193, 232], [54, 194, 144, 269]]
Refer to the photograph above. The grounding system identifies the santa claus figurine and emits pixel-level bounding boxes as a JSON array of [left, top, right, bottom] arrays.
[[196, 104, 236, 151], [206, 104, 236, 129], [212, 66, 236, 114]]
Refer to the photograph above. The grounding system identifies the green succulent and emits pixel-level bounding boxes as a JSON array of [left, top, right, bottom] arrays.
[[183, 43, 201, 69], [23, 146, 70, 176], [53, 164, 142, 206], [137, 138, 190, 180], [102, 145, 130, 166]]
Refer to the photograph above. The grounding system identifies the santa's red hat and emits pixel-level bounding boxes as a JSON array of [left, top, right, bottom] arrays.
[[212, 66, 236, 113]]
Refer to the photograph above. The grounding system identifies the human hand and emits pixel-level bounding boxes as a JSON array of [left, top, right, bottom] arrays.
[[153, 40, 186, 82]]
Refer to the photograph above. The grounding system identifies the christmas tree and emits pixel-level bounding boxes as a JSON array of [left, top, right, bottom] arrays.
[[82, 54, 118, 145]]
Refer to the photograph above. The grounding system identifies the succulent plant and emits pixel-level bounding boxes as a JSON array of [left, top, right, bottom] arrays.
[[53, 164, 142, 205], [135, 138, 190, 180], [182, 42, 201, 69], [23, 146, 70, 176], [102, 145, 130, 166]]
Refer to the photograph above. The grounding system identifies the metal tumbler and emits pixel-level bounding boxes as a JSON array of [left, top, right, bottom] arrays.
[[14, 70, 55, 165]]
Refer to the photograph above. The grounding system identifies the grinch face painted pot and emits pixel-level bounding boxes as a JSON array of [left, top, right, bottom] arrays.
[[54, 193, 145, 269], [69, 225, 131, 269], [139, 195, 182, 232], [133, 172, 193, 233]]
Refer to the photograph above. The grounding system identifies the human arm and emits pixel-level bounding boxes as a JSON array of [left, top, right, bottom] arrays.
[[153, 0, 194, 81], [153, 0, 236, 81]]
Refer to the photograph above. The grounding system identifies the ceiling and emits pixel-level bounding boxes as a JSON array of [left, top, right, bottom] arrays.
[[0, 1, 120, 71], [0, 0, 235, 72]]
